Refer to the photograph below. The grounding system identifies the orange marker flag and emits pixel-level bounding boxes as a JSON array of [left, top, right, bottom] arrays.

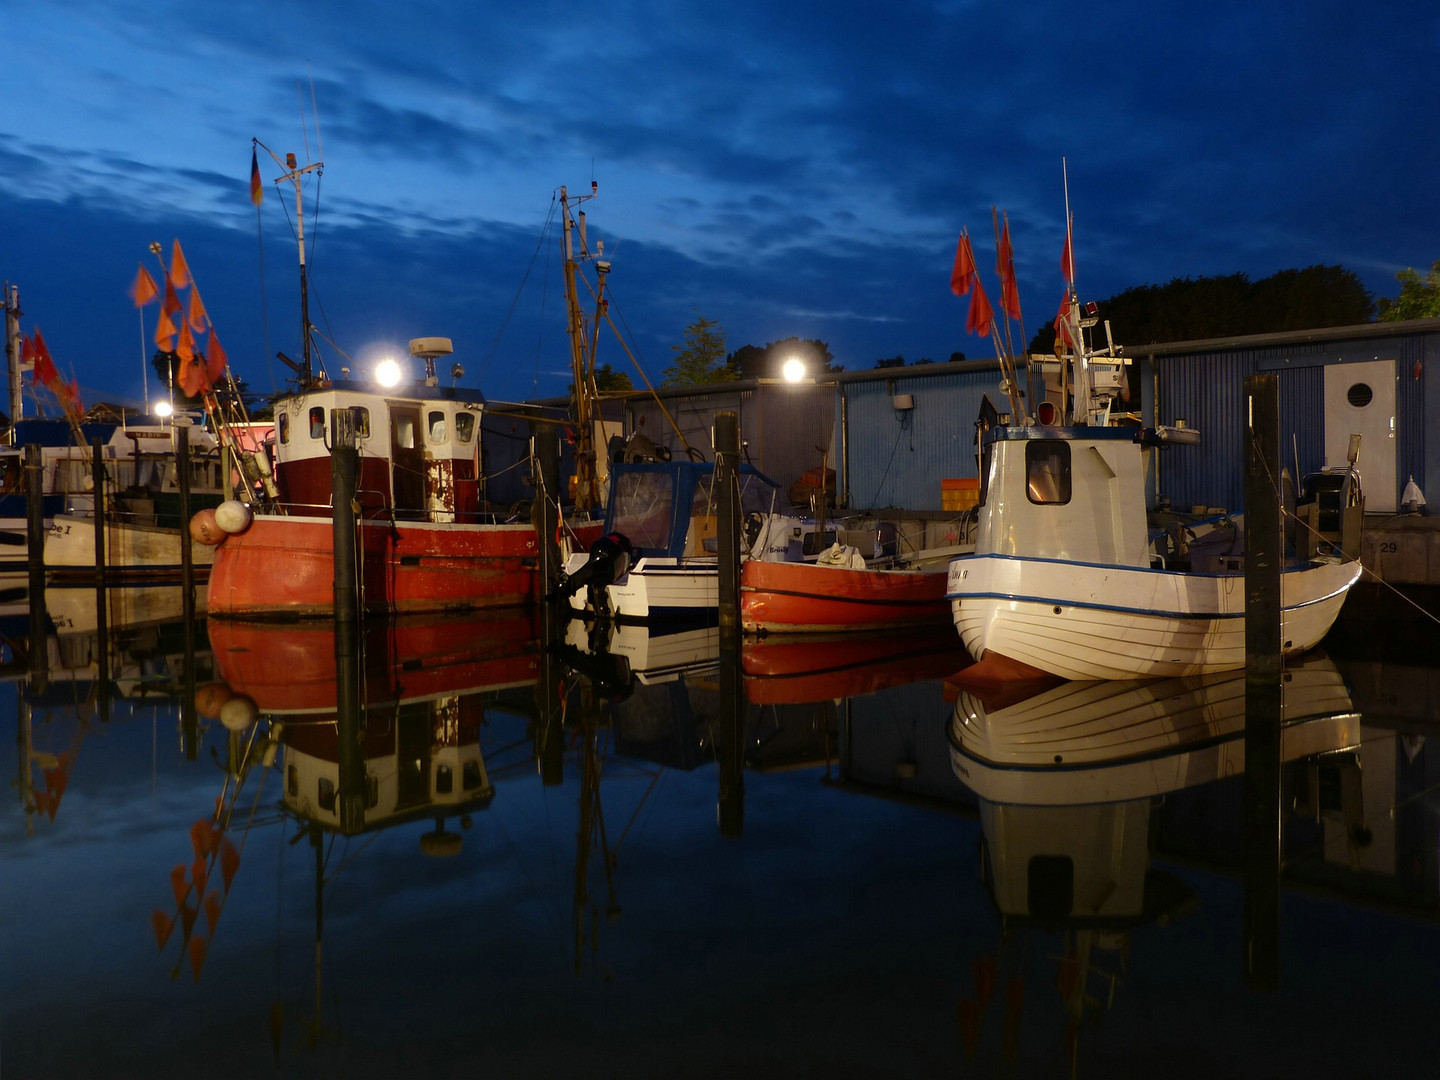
[[249, 147, 264, 206], [162, 278, 182, 318], [967, 276, 995, 339], [187, 286, 209, 335], [130, 265, 159, 308], [154, 307, 177, 352], [170, 240, 192, 290], [996, 215, 1022, 322], [949, 232, 976, 296], [205, 330, 228, 384], [1060, 215, 1074, 283]]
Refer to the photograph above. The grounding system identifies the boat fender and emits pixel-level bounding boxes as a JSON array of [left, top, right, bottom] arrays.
[[189, 508, 225, 546], [193, 681, 234, 719], [219, 694, 258, 732], [214, 499, 253, 535]]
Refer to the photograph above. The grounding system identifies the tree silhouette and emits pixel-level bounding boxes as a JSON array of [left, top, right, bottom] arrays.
[[1378, 261, 1440, 320]]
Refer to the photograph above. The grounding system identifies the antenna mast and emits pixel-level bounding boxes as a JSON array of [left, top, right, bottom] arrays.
[[560, 181, 605, 512]]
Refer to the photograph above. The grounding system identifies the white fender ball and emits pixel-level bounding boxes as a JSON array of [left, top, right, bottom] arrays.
[[214, 499, 253, 535], [219, 694, 258, 732]]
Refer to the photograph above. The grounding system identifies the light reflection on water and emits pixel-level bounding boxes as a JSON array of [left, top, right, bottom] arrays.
[[3, 587, 1440, 1078]]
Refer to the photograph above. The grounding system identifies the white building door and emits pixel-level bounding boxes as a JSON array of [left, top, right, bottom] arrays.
[[1323, 359, 1396, 512]]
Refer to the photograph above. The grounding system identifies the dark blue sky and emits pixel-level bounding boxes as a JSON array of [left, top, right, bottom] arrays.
[[3, 0, 1438, 412]]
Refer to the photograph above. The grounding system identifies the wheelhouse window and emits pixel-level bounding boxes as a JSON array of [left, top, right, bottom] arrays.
[[612, 469, 675, 551], [277, 413, 290, 445], [1026, 440, 1071, 505], [352, 407, 371, 439], [308, 407, 325, 440], [454, 413, 476, 444], [427, 410, 448, 444]]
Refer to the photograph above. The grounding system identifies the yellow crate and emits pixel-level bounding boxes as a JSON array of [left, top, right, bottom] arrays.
[[941, 478, 979, 511]]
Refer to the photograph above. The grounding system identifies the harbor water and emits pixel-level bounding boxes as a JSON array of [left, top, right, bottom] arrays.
[[2, 583, 1440, 1078]]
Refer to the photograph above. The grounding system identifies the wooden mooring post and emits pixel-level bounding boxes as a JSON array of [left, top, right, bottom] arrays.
[[1243, 373, 1283, 990], [24, 443, 47, 686], [533, 423, 565, 786], [331, 407, 360, 626], [713, 411, 744, 835], [91, 438, 111, 720]]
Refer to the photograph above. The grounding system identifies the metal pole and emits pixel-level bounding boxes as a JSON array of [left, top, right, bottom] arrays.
[[714, 411, 740, 633], [331, 407, 359, 625], [91, 439, 110, 719], [177, 426, 195, 606], [1243, 373, 1283, 991], [24, 444, 47, 686]]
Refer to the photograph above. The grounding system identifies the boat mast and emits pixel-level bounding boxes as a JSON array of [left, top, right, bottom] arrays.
[[273, 149, 324, 386], [3, 283, 21, 435], [560, 182, 605, 511]]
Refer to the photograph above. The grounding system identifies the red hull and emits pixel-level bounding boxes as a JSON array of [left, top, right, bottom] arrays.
[[208, 610, 540, 717], [742, 632, 971, 705], [206, 514, 543, 618], [739, 559, 951, 635]]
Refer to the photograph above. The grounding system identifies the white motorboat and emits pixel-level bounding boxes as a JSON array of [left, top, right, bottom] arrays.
[[946, 277, 1362, 680]]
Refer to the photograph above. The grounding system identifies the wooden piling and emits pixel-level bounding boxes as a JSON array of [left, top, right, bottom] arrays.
[[177, 425, 195, 619], [91, 439, 110, 719], [331, 407, 360, 626], [714, 411, 740, 633], [1242, 373, 1283, 990], [24, 443, 47, 686]]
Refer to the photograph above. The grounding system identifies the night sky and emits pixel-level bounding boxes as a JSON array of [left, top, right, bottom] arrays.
[[3, 0, 1437, 412]]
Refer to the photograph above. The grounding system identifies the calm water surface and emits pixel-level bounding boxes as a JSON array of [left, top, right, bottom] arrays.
[[3, 587, 1439, 1078]]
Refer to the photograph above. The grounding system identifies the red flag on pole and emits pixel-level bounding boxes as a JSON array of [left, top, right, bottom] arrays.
[[205, 330, 228, 384], [1053, 293, 1075, 350], [30, 330, 60, 387], [130, 265, 159, 308], [187, 287, 209, 335], [968, 277, 995, 339], [996, 215, 1022, 321], [249, 147, 264, 206], [154, 307, 177, 352], [950, 232, 976, 296], [1060, 215, 1075, 283], [170, 240, 192, 290]]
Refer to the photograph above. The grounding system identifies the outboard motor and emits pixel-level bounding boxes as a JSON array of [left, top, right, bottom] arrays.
[[554, 532, 635, 616]]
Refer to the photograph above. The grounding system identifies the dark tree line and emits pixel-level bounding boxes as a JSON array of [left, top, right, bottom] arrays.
[[1025, 265, 1375, 353]]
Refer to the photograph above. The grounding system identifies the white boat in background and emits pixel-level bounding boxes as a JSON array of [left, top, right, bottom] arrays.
[[948, 650, 1359, 807], [945, 275, 1362, 680], [560, 455, 784, 623]]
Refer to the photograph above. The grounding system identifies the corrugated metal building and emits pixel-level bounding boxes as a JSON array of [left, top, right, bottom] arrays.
[[1133, 318, 1440, 515], [556, 317, 1439, 516]]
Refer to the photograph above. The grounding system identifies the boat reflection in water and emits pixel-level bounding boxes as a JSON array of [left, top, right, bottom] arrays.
[[207, 612, 540, 839], [947, 651, 1361, 1067]]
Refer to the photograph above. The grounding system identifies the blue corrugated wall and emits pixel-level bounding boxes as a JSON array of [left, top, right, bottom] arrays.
[[841, 364, 999, 511]]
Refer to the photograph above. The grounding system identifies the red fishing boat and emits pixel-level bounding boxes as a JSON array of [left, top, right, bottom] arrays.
[[201, 152, 609, 618], [739, 556, 952, 636]]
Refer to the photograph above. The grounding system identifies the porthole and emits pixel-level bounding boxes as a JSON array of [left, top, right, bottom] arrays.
[[1346, 383, 1373, 408]]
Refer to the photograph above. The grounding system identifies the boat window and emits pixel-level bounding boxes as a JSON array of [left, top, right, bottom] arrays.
[[427, 410, 447, 444], [317, 777, 336, 813], [352, 407, 371, 439], [277, 413, 290, 445], [1025, 440, 1071, 505], [454, 413, 475, 444], [435, 763, 454, 795], [309, 407, 325, 440], [612, 469, 676, 551], [394, 412, 416, 450], [462, 760, 484, 791]]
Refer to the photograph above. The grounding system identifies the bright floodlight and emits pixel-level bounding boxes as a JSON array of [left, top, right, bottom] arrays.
[[154, 400, 174, 418], [375, 358, 404, 388], [782, 357, 807, 383]]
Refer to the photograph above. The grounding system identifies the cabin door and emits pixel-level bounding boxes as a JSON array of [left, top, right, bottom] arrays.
[[389, 405, 426, 516], [1323, 359, 1395, 512]]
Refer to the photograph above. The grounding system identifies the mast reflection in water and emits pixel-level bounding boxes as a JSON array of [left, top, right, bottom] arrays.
[[4, 588, 1440, 1077]]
